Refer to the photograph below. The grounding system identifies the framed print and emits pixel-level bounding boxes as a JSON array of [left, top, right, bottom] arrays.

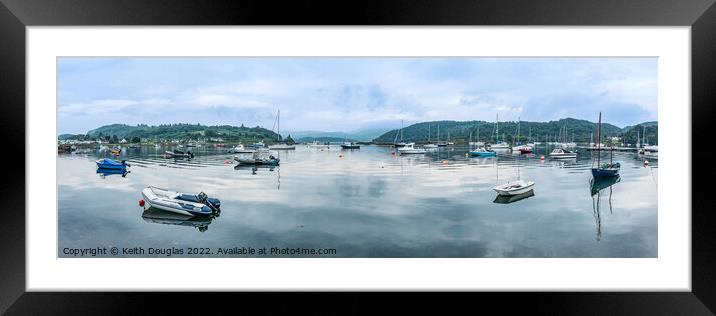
[[1, 0, 715, 314]]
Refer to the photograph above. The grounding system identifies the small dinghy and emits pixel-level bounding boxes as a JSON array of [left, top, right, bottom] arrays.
[[493, 180, 535, 196], [141, 186, 220, 216], [164, 149, 194, 159], [96, 158, 129, 169]]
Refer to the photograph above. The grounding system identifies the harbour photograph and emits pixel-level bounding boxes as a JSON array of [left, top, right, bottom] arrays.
[[57, 57, 658, 258]]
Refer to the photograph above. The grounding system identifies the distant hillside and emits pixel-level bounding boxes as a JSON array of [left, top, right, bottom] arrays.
[[296, 136, 354, 143], [621, 121, 658, 132], [621, 123, 659, 145], [85, 123, 280, 143], [288, 127, 388, 142], [373, 118, 631, 144], [58, 134, 77, 140]]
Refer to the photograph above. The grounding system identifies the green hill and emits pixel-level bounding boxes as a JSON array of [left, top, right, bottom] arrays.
[[620, 123, 659, 145], [296, 136, 355, 143], [373, 118, 640, 144], [86, 123, 281, 143]]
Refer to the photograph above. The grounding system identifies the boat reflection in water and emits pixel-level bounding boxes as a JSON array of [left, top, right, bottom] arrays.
[[589, 175, 620, 241], [141, 207, 219, 233], [234, 164, 281, 189], [96, 167, 130, 178], [493, 189, 535, 204]]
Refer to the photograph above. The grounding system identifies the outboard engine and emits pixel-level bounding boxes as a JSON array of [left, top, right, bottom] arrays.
[[197, 192, 219, 212]]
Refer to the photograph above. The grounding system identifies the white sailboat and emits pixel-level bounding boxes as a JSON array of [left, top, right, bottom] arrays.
[[493, 151, 534, 196], [490, 114, 510, 150], [269, 110, 296, 150], [424, 124, 438, 148], [469, 123, 484, 147]]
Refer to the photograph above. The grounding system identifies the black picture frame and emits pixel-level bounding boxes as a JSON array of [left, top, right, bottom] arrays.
[[1, 0, 714, 314]]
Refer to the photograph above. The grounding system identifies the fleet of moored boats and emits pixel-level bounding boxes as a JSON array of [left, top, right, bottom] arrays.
[[82, 111, 656, 221]]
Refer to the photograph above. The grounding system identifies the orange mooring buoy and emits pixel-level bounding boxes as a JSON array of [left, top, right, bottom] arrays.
[[138, 199, 145, 207], [442, 160, 449, 165]]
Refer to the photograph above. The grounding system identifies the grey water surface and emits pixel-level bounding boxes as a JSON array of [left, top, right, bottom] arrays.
[[58, 145, 658, 258]]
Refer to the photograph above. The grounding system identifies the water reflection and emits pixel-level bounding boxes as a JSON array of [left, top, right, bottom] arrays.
[[96, 168, 130, 178], [59, 145, 657, 257], [141, 207, 220, 233], [493, 190, 535, 204], [590, 175, 620, 241]]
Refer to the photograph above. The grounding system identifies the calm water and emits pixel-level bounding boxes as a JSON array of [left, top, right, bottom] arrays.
[[58, 144, 658, 258]]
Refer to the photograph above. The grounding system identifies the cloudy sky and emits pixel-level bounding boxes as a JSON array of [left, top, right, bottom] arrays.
[[58, 57, 657, 134]]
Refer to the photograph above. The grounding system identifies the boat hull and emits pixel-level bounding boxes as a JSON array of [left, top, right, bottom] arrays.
[[269, 145, 296, 150], [549, 154, 577, 159], [493, 181, 535, 196], [235, 157, 280, 165], [399, 150, 426, 154], [469, 151, 496, 157], [95, 159, 127, 170], [141, 187, 214, 217], [591, 167, 620, 178]]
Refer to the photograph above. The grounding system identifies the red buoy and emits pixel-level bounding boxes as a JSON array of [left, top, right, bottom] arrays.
[[138, 199, 145, 207], [540, 156, 545, 160]]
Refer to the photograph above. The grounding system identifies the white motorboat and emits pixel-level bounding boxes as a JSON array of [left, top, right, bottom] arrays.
[[141, 186, 220, 216], [424, 143, 439, 149], [231, 144, 255, 154], [341, 141, 360, 149], [549, 148, 577, 159], [397, 143, 426, 154], [493, 180, 535, 196], [644, 145, 658, 152]]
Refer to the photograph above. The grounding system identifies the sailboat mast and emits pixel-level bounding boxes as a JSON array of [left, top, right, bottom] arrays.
[[400, 120, 404, 142], [597, 112, 602, 166], [496, 113, 499, 143], [277, 109, 280, 142]]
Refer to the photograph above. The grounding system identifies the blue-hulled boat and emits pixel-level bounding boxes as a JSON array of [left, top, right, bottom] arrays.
[[96, 158, 129, 170], [469, 148, 497, 157], [96, 167, 130, 177], [591, 162, 621, 178]]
